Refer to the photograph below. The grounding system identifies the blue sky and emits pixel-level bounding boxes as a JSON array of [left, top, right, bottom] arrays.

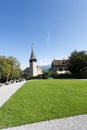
[[0, 0, 87, 69]]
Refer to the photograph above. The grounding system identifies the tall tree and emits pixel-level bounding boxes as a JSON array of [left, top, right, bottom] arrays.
[[0, 56, 10, 81], [68, 50, 87, 77], [7, 56, 22, 80], [0, 56, 22, 82]]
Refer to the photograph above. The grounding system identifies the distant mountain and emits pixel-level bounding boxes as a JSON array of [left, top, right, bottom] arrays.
[[40, 65, 51, 71]]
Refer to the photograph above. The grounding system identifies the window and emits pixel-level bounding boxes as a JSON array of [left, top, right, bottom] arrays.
[[65, 68, 68, 71], [59, 68, 63, 71]]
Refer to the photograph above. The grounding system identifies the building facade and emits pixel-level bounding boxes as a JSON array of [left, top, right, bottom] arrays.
[[51, 59, 70, 74], [29, 48, 42, 77]]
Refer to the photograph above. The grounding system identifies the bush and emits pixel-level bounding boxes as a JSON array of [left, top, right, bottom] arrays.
[[42, 72, 49, 79], [0, 78, 7, 83], [52, 73, 72, 79]]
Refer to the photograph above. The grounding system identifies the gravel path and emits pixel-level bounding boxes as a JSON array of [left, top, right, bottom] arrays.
[[2, 114, 87, 130], [0, 81, 26, 107]]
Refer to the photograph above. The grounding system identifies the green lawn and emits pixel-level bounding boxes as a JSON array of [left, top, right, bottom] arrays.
[[0, 79, 87, 129]]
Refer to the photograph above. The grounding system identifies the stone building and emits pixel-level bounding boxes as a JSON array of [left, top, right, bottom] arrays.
[[51, 59, 69, 74]]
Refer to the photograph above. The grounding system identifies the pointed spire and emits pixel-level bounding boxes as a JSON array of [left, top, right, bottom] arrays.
[[30, 45, 37, 62]]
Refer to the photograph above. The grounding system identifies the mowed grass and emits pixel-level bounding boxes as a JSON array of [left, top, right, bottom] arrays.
[[0, 79, 87, 129]]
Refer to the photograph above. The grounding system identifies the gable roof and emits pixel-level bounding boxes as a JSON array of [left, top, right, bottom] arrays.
[[52, 59, 68, 67]]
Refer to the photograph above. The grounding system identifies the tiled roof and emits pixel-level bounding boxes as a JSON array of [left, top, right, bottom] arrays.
[[52, 59, 68, 66]]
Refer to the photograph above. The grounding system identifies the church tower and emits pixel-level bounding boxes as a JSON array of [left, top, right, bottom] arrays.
[[29, 48, 37, 77]]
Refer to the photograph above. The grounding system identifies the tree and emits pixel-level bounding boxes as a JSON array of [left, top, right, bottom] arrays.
[[0, 56, 22, 82], [68, 50, 87, 78], [42, 70, 50, 79], [7, 56, 22, 80], [0, 56, 10, 82], [80, 67, 87, 78]]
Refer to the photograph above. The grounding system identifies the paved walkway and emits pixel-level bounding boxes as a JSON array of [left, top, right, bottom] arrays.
[[0, 81, 26, 107], [2, 114, 87, 130]]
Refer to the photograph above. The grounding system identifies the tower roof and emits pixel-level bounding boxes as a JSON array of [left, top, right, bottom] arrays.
[[30, 48, 37, 61]]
